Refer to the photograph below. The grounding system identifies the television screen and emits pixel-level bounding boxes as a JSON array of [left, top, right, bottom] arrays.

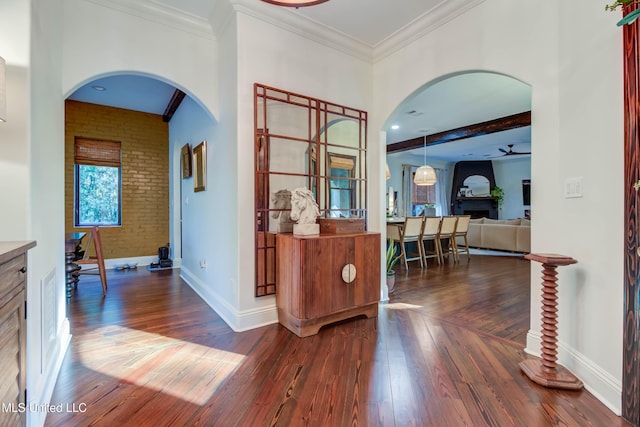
[[522, 179, 531, 206]]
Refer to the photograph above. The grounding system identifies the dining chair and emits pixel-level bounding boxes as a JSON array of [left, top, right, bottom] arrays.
[[437, 216, 459, 264], [421, 216, 442, 266], [75, 226, 108, 295], [386, 222, 402, 257], [388, 217, 425, 270], [454, 215, 472, 262]]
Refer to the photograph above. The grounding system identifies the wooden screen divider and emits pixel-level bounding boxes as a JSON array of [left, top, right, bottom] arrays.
[[623, 3, 640, 425]]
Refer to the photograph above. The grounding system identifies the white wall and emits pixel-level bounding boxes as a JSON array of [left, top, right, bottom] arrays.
[[0, 0, 29, 239], [62, 0, 218, 118], [0, 0, 73, 425], [29, 1, 69, 423], [555, 0, 623, 409], [233, 11, 373, 319], [168, 96, 244, 327], [493, 157, 531, 220], [374, 0, 623, 414]]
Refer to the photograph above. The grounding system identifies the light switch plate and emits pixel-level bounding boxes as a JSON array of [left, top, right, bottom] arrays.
[[564, 177, 583, 198]]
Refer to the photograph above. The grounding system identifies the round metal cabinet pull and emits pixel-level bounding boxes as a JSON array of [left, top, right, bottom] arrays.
[[341, 264, 356, 284], [19, 267, 27, 274]]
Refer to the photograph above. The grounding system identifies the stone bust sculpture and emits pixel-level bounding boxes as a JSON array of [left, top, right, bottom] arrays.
[[290, 187, 320, 235], [270, 189, 295, 233]]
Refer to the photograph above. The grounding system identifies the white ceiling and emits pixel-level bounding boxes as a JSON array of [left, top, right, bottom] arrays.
[[386, 71, 531, 162], [153, 0, 444, 46], [68, 75, 176, 115], [67, 0, 532, 163]]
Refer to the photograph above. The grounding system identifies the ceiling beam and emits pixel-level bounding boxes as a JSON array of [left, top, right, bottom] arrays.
[[162, 89, 186, 123], [386, 111, 531, 153]]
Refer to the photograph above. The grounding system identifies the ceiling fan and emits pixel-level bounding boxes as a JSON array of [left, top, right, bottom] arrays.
[[498, 144, 531, 156]]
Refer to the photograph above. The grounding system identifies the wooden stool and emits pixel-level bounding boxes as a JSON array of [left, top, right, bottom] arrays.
[[520, 252, 583, 390]]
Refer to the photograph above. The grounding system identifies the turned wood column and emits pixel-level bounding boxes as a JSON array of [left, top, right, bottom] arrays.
[[520, 253, 583, 390]]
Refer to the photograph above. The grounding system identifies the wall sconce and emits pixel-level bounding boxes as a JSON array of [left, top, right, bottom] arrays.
[[261, 0, 329, 6], [0, 56, 6, 122]]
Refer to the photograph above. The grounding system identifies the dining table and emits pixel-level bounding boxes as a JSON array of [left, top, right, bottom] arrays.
[[64, 232, 86, 298], [386, 217, 405, 224]]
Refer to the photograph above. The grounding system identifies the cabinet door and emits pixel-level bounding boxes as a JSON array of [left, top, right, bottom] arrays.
[[301, 234, 380, 319], [352, 234, 381, 308], [0, 289, 26, 427]]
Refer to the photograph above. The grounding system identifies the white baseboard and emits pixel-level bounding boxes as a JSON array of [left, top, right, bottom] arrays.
[[179, 267, 278, 332], [525, 331, 621, 416], [27, 319, 72, 427]]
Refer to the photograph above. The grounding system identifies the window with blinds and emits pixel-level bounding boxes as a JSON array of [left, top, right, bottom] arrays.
[[328, 153, 355, 217], [412, 172, 436, 205], [74, 137, 122, 226], [74, 138, 122, 167]]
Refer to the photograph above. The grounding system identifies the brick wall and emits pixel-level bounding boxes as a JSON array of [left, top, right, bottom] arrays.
[[65, 100, 169, 259]]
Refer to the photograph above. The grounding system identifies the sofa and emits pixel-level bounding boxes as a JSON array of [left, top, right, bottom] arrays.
[[459, 217, 530, 253]]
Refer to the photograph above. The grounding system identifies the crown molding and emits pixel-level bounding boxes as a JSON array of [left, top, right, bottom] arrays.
[[230, 0, 373, 63], [373, 0, 486, 62], [83, 0, 485, 63], [210, 0, 236, 39], [83, 0, 215, 40]]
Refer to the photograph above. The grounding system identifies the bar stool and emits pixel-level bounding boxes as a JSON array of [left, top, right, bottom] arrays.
[[421, 216, 442, 266], [437, 216, 458, 264], [453, 215, 472, 262]]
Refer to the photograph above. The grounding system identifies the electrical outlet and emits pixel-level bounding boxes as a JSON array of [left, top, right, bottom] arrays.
[[199, 259, 207, 270]]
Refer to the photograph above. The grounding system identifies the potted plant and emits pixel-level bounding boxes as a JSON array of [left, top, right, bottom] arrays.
[[606, 1, 640, 26], [386, 238, 401, 293], [422, 203, 436, 216], [490, 186, 505, 210]]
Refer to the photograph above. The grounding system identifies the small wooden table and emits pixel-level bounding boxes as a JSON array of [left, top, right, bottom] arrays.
[[64, 232, 86, 298], [520, 252, 583, 389]]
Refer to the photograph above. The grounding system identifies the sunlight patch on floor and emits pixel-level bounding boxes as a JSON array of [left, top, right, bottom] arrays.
[[79, 325, 245, 405], [384, 302, 424, 310]]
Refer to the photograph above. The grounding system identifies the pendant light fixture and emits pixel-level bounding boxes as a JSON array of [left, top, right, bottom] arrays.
[[261, 0, 329, 7], [413, 135, 437, 186]]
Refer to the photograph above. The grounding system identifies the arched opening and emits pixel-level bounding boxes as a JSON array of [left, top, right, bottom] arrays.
[[382, 69, 532, 298], [385, 70, 532, 223], [63, 72, 216, 297]]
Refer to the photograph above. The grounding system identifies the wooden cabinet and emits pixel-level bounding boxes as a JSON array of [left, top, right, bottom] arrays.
[[276, 232, 380, 337], [0, 241, 35, 427]]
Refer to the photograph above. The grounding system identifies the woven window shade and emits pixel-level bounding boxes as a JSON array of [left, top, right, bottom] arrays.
[[329, 155, 354, 170], [412, 172, 436, 204], [74, 138, 121, 167]]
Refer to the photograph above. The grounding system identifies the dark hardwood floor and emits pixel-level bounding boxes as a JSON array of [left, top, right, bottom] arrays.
[[45, 255, 629, 427]]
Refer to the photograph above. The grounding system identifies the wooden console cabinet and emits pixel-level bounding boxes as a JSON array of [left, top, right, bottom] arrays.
[[276, 232, 380, 337], [0, 241, 35, 427]]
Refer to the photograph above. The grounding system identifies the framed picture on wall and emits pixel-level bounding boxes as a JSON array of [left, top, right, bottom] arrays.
[[193, 141, 207, 192], [181, 143, 192, 179]]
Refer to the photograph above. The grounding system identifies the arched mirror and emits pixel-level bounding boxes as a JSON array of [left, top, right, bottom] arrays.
[[462, 175, 491, 197], [254, 84, 368, 296]]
